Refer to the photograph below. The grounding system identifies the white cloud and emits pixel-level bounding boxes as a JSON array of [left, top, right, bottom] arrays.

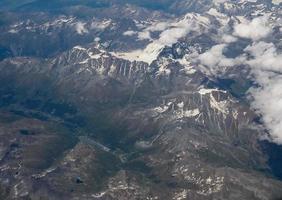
[[158, 26, 191, 45], [114, 13, 209, 64], [117, 11, 281, 145], [137, 31, 151, 40], [272, 0, 282, 5], [197, 40, 282, 143], [75, 22, 88, 35], [249, 74, 282, 144], [243, 42, 282, 144], [222, 34, 238, 43], [147, 22, 170, 32], [123, 30, 137, 36], [154, 13, 209, 47], [245, 42, 282, 71], [198, 44, 245, 74], [110, 10, 282, 145], [199, 44, 227, 67], [233, 16, 272, 40], [194, 40, 282, 144], [94, 37, 101, 42], [137, 21, 170, 41]]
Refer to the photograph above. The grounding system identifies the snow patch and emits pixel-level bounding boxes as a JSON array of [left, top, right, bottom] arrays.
[[210, 94, 229, 115], [198, 88, 224, 95]]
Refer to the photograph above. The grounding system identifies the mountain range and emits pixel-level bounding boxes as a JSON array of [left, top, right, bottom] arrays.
[[0, 0, 282, 199]]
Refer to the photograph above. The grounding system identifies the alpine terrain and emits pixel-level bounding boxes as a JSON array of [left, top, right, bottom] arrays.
[[0, 0, 282, 199]]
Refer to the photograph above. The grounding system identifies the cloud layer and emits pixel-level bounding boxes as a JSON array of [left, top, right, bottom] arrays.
[[233, 16, 272, 40], [197, 15, 282, 143], [244, 42, 282, 144], [116, 13, 209, 64], [118, 12, 281, 144], [198, 44, 245, 74]]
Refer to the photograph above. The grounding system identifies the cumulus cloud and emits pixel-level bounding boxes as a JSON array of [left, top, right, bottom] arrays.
[[158, 26, 192, 45], [196, 39, 282, 144], [233, 16, 272, 40], [243, 42, 282, 143], [249, 74, 282, 144], [75, 22, 88, 35], [133, 11, 281, 145], [198, 44, 245, 74], [114, 7, 281, 145], [123, 30, 137, 36], [147, 14, 208, 52], [136, 14, 208, 45], [147, 22, 170, 32], [222, 34, 238, 43], [137, 21, 170, 41], [272, 0, 282, 5], [192, 13, 282, 144], [245, 42, 282, 71], [138, 31, 152, 40], [115, 14, 208, 64], [94, 37, 101, 42]]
